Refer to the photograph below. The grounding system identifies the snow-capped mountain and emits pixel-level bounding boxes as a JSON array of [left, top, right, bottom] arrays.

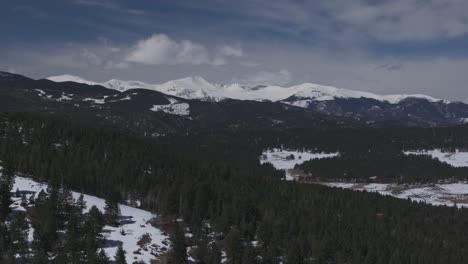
[[48, 75, 223, 101], [3, 71, 468, 129], [47, 75, 444, 106]]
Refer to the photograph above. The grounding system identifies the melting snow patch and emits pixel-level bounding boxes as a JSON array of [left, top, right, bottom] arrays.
[[404, 149, 468, 167], [57, 94, 73, 102], [35, 89, 46, 96], [12, 176, 170, 263], [107, 95, 132, 103], [83, 96, 108, 104], [260, 149, 339, 180], [325, 182, 468, 208], [151, 98, 190, 116]]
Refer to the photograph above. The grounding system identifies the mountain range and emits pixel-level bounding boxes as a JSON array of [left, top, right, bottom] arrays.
[[46, 74, 468, 127], [1, 71, 468, 134], [48, 74, 443, 105]]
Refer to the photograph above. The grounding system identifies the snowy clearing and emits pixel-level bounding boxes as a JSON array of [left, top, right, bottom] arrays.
[[404, 149, 468, 167], [83, 96, 108, 104], [325, 182, 468, 208], [11, 176, 170, 263], [56, 94, 73, 102], [151, 98, 190, 116], [260, 149, 339, 180]]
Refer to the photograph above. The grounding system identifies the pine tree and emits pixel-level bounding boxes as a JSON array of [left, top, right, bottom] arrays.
[[286, 239, 304, 264], [57, 186, 75, 229], [30, 190, 58, 253], [225, 227, 242, 264], [207, 243, 222, 264], [31, 230, 48, 264], [169, 222, 187, 264], [0, 223, 8, 262], [104, 192, 120, 227], [242, 242, 257, 264], [20, 193, 27, 207], [114, 245, 127, 264], [97, 249, 110, 264], [76, 193, 87, 213], [64, 204, 85, 263], [0, 161, 14, 221], [194, 227, 209, 262], [82, 215, 102, 264], [9, 212, 29, 262], [88, 206, 105, 238]]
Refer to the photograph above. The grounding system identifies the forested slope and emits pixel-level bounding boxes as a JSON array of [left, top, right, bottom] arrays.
[[1, 113, 468, 263]]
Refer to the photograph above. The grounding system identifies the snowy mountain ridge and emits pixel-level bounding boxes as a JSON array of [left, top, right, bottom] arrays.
[[47, 74, 445, 106]]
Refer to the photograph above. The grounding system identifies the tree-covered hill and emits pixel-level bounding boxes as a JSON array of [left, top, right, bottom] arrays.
[[1, 112, 468, 263]]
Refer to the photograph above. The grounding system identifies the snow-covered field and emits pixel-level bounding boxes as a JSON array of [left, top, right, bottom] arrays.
[[260, 149, 339, 180], [259, 149, 468, 208], [151, 97, 190, 116], [319, 150, 468, 208], [404, 149, 468, 167], [325, 182, 468, 208], [11, 176, 170, 263]]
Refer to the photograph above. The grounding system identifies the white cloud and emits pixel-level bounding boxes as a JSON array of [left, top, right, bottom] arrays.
[[125, 34, 209, 65], [125, 34, 243, 66], [239, 69, 292, 86]]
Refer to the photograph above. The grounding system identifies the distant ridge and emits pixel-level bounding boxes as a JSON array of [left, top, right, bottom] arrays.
[[47, 74, 445, 106]]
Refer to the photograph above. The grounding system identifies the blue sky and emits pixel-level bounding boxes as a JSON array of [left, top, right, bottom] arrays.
[[2, 0, 468, 100]]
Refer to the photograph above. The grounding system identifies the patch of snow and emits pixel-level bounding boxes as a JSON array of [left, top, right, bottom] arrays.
[[260, 149, 339, 180], [460, 118, 468, 124], [56, 94, 72, 102], [109, 95, 131, 102], [324, 182, 468, 208], [83, 97, 106, 104], [12, 176, 170, 263], [404, 149, 468, 167], [35, 89, 45, 96], [151, 98, 190, 116]]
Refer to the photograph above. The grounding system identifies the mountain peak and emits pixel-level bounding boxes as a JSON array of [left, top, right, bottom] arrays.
[[47, 75, 97, 86], [46, 74, 446, 105]]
